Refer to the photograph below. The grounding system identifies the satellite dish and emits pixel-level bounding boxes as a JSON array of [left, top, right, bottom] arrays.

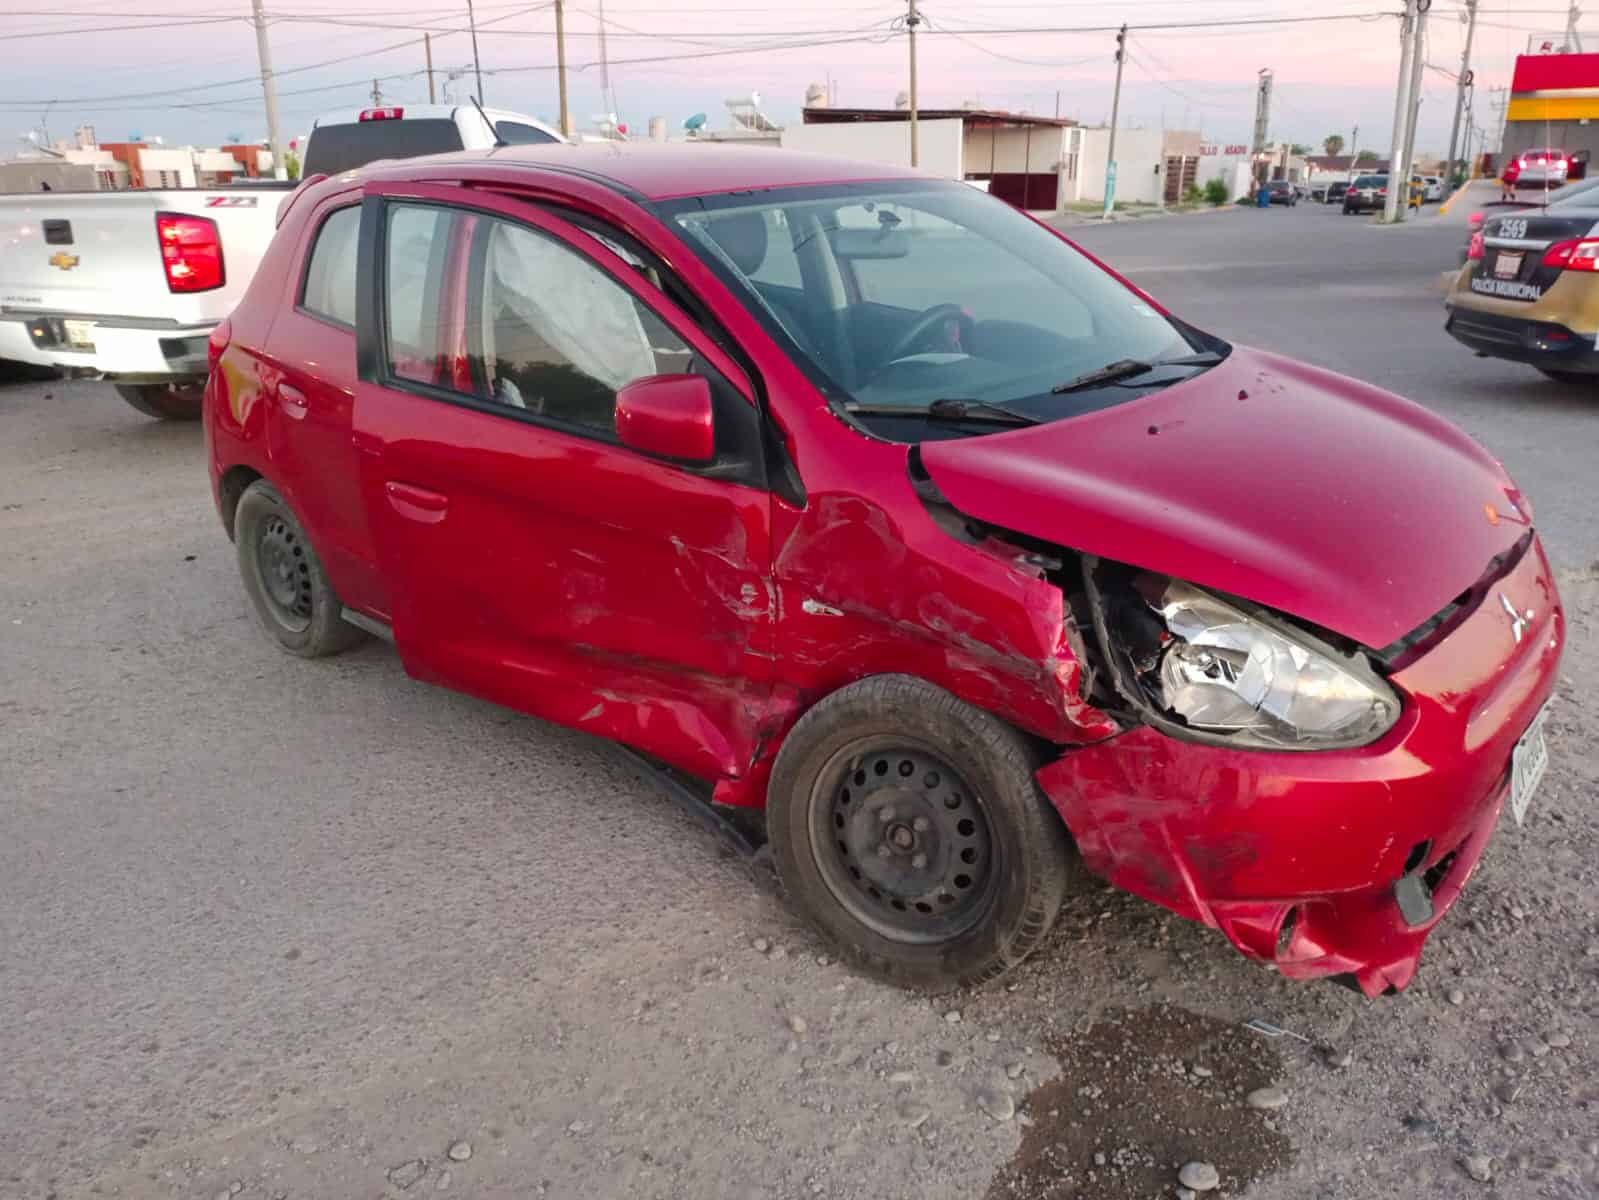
[[129, 131, 143, 142], [226, 131, 243, 143], [683, 112, 707, 131]]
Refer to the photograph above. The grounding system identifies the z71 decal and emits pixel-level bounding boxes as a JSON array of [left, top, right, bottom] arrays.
[[204, 196, 258, 208]]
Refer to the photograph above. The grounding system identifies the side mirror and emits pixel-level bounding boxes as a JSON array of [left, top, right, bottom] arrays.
[[615, 373, 715, 464]]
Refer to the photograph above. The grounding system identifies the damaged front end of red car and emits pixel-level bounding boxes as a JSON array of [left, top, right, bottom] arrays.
[[909, 350, 1565, 996]]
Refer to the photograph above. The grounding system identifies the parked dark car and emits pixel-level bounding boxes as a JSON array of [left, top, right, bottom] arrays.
[[205, 144, 1561, 997], [1266, 179, 1298, 206], [1324, 181, 1350, 204]]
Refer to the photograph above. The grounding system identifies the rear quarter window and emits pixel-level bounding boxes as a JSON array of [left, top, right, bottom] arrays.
[[299, 205, 361, 326], [302, 118, 463, 175]]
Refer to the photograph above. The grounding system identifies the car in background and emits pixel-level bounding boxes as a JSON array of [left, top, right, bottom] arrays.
[[1266, 179, 1299, 206], [1423, 176, 1445, 202], [300, 104, 565, 177], [1500, 148, 1572, 191], [206, 142, 1560, 998], [1323, 180, 1350, 205], [1446, 194, 1599, 383]]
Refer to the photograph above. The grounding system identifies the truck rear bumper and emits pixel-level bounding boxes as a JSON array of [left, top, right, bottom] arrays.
[[4, 314, 213, 380]]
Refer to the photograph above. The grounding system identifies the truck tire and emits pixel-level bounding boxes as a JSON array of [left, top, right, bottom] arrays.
[[766, 674, 1079, 992], [114, 382, 203, 421], [233, 479, 364, 658]]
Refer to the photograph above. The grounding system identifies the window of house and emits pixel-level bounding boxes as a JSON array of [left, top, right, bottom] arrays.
[[299, 205, 361, 327]]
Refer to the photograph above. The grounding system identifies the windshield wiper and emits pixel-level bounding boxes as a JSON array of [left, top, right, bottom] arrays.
[[1051, 351, 1224, 394], [842, 397, 1041, 426]]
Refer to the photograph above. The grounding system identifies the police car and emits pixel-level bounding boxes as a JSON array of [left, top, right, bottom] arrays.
[[1444, 199, 1599, 384]]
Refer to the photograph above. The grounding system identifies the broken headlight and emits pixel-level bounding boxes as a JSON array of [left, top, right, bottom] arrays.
[[1138, 581, 1400, 749]]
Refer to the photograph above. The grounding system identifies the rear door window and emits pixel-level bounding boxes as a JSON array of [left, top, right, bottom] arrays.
[[303, 119, 463, 175]]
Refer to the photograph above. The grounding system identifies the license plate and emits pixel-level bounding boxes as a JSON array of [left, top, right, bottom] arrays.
[[1493, 251, 1524, 279], [63, 319, 96, 349], [1509, 706, 1550, 825]]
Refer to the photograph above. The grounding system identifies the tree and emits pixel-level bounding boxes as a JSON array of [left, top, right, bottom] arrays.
[[1290, 143, 1311, 156], [1323, 134, 1345, 157], [1355, 149, 1379, 163]]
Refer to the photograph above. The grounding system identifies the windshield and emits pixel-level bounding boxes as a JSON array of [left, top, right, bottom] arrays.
[[1354, 175, 1386, 188], [1543, 176, 1599, 207], [657, 180, 1219, 440]]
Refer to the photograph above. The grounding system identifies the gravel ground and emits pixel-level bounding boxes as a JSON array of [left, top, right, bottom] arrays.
[[2, 201, 1596, 1200]]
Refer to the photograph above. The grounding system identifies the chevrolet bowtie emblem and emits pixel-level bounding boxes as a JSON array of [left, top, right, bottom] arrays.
[[1499, 592, 1533, 644], [48, 251, 79, 271]]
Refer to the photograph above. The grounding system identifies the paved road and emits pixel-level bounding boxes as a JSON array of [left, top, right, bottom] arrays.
[[1066, 192, 1599, 573], [2, 193, 1595, 1200]]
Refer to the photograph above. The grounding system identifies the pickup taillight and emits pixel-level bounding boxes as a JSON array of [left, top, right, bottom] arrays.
[[207, 318, 232, 372], [156, 212, 224, 293]]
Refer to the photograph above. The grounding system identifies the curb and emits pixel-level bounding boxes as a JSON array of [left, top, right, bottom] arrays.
[[1438, 177, 1481, 215]]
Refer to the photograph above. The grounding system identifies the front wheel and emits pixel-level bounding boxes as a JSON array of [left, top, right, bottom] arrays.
[[233, 479, 364, 658], [767, 675, 1078, 992], [114, 382, 203, 421]]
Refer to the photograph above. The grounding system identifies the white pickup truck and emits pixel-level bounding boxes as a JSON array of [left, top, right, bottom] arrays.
[[0, 185, 290, 417], [0, 104, 563, 419]]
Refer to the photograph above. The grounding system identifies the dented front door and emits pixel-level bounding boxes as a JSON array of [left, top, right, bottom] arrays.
[[354, 183, 774, 784]]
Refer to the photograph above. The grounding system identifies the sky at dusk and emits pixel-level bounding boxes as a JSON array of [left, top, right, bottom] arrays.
[[1, 2, 1586, 156]]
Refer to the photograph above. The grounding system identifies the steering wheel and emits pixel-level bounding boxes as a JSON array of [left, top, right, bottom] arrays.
[[875, 303, 975, 373]]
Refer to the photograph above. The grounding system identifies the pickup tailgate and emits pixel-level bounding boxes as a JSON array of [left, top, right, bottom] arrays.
[[0, 189, 282, 373]]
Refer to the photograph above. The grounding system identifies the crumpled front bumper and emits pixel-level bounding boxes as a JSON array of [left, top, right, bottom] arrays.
[[1037, 537, 1564, 996]]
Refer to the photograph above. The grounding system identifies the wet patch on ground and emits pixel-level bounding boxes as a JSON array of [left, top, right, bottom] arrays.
[[987, 1004, 1294, 1199]]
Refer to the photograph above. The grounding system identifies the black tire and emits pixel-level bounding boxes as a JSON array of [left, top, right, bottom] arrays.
[[114, 382, 203, 421], [1538, 368, 1594, 386], [233, 479, 364, 657], [766, 674, 1078, 992]]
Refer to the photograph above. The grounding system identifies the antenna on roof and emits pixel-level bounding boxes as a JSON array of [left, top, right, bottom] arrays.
[[470, 94, 508, 148]]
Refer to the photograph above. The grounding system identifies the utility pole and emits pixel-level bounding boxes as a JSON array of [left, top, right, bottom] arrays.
[[1445, 0, 1478, 190], [466, 0, 484, 103], [1399, 0, 1428, 218], [1250, 68, 1273, 186], [1567, 2, 1584, 52], [1383, 0, 1419, 223], [555, 0, 571, 136], [597, 0, 614, 120], [425, 34, 436, 103], [1349, 123, 1359, 174], [251, 0, 284, 180], [1102, 24, 1126, 219], [371, 78, 383, 106], [907, 0, 921, 167]]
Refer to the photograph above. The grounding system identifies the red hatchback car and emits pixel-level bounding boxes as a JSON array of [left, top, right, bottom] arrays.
[[206, 145, 1562, 996]]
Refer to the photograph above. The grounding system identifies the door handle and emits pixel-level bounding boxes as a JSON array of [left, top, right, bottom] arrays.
[[385, 480, 449, 524], [278, 382, 309, 419]]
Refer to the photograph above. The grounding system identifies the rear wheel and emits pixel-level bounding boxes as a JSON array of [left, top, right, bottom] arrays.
[[1537, 367, 1594, 386], [233, 479, 364, 658], [114, 382, 203, 421], [767, 675, 1078, 992]]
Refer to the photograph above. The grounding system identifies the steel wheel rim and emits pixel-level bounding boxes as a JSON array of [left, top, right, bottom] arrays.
[[807, 736, 998, 945], [253, 515, 313, 633]]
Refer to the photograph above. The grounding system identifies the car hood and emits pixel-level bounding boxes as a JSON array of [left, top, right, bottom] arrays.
[[919, 346, 1528, 649]]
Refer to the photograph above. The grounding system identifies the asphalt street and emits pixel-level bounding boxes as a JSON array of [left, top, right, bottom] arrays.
[[2, 189, 1595, 1200]]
